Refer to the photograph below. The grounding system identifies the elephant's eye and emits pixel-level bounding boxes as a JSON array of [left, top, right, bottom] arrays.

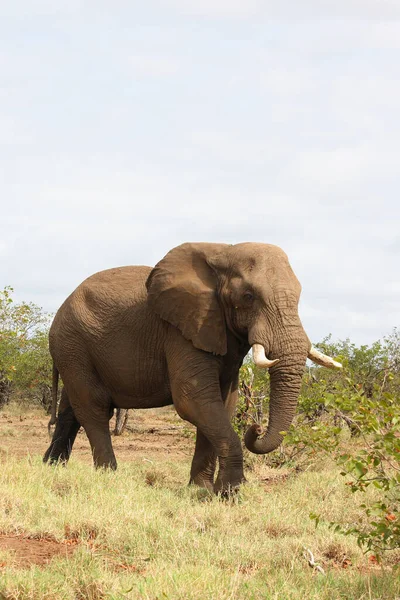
[[243, 292, 254, 302]]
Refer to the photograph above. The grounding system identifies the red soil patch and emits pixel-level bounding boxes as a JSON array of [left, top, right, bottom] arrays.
[[0, 535, 77, 568], [0, 406, 193, 569]]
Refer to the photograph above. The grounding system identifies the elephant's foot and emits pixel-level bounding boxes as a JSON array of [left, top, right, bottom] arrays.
[[83, 421, 118, 471], [43, 403, 81, 466], [93, 456, 117, 470], [213, 478, 245, 497], [43, 432, 79, 466], [91, 443, 117, 470], [213, 459, 245, 496], [43, 445, 69, 466], [189, 474, 214, 492], [43, 453, 68, 466]]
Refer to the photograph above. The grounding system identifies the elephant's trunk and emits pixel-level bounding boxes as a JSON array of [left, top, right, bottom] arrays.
[[245, 344, 307, 454], [245, 331, 342, 454]]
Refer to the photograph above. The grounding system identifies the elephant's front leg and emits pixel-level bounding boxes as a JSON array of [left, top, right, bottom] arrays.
[[183, 400, 244, 494], [189, 430, 217, 491], [168, 351, 244, 494], [189, 383, 239, 491], [212, 385, 244, 495], [190, 398, 244, 495]]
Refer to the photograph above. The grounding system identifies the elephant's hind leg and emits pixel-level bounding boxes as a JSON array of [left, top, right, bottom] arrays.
[[66, 378, 117, 470], [43, 388, 81, 465], [82, 417, 117, 470]]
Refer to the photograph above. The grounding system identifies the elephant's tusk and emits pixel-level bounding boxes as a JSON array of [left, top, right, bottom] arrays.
[[308, 346, 342, 369], [252, 344, 280, 369]]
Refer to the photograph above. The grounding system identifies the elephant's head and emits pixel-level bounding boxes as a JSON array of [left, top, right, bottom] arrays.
[[146, 242, 341, 454]]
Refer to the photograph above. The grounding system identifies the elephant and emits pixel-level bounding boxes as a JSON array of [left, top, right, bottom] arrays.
[[43, 242, 341, 494]]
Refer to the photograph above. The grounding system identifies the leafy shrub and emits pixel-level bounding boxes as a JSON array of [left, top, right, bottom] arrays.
[[237, 331, 400, 558], [0, 286, 52, 409], [234, 362, 270, 437], [330, 380, 400, 558]]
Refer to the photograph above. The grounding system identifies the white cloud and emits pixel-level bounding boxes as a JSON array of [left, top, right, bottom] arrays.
[[288, 145, 400, 188], [3, 0, 400, 21], [0, 115, 33, 145], [161, 0, 400, 19], [189, 130, 278, 166], [0, 5, 399, 346], [128, 54, 180, 77]]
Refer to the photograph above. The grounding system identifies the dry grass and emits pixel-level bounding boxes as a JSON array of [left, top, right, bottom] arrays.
[[0, 406, 399, 599]]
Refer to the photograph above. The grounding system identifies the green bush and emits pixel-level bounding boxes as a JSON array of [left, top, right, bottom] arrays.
[[0, 286, 52, 409], [236, 331, 400, 558], [330, 379, 400, 559]]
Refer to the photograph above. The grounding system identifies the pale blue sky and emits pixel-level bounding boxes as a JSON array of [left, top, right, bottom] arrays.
[[1, 1, 399, 345]]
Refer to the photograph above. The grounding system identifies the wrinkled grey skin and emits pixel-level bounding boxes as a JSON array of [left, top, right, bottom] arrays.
[[44, 242, 313, 493]]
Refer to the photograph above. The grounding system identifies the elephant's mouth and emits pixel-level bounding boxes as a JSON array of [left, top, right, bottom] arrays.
[[251, 342, 342, 371]]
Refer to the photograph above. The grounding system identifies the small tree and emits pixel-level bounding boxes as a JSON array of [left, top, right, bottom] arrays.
[[0, 287, 52, 409], [234, 360, 270, 437]]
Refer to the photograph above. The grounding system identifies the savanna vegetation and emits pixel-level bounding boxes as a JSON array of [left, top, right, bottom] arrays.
[[0, 286, 399, 599], [0, 287, 52, 411]]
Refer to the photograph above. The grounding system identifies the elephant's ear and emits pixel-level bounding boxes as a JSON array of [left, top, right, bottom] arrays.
[[146, 242, 228, 355]]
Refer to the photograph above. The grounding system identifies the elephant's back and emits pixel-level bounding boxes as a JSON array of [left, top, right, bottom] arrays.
[[51, 265, 154, 341], [78, 265, 152, 308]]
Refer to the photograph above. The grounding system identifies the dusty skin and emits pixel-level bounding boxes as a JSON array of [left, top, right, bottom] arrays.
[[0, 406, 193, 568]]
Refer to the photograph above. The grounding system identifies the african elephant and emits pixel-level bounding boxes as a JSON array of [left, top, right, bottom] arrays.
[[43, 242, 341, 493]]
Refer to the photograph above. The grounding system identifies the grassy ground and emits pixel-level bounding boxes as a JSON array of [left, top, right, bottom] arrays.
[[0, 405, 399, 600]]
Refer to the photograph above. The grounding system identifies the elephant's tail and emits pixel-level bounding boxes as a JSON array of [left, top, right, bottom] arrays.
[[47, 363, 59, 435]]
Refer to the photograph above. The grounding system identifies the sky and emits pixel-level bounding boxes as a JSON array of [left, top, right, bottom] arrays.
[[1, 1, 399, 347]]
